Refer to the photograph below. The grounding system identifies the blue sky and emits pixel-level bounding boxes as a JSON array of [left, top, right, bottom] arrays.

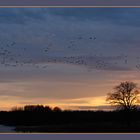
[[0, 8, 140, 110]]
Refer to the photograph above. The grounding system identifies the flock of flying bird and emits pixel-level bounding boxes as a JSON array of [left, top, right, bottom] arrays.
[[0, 34, 140, 71]]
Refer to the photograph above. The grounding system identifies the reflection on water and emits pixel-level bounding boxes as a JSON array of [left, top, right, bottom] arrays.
[[0, 125, 15, 133]]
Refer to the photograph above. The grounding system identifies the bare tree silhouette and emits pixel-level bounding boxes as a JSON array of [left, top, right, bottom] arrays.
[[106, 81, 140, 111]]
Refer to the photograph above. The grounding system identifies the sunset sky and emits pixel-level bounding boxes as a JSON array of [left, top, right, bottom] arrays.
[[0, 8, 140, 110]]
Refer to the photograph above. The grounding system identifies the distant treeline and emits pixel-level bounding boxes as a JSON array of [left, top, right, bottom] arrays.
[[11, 105, 62, 112]]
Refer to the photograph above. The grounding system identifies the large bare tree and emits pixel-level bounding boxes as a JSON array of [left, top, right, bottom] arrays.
[[106, 81, 140, 111]]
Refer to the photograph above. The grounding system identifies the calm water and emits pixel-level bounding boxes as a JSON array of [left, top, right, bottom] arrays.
[[0, 125, 15, 133]]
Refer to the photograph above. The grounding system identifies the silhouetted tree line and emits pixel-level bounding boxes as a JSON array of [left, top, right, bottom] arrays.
[[11, 105, 62, 112]]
